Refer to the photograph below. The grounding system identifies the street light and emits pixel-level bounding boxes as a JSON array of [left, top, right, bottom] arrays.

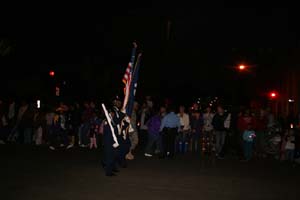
[[239, 65, 246, 70]]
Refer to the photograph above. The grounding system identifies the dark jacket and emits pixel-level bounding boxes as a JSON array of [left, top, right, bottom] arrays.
[[147, 115, 161, 135], [212, 113, 228, 131], [19, 108, 34, 128], [191, 116, 203, 135]]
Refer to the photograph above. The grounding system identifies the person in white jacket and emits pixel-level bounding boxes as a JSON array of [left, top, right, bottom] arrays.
[[203, 106, 215, 133], [177, 106, 190, 153]]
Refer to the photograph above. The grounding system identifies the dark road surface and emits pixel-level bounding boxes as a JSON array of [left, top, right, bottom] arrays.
[[1, 145, 299, 200]]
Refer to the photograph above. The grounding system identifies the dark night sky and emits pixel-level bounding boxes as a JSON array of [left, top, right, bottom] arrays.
[[2, 3, 300, 104]]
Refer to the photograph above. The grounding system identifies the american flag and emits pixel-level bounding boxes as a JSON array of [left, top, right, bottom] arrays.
[[122, 62, 133, 86], [122, 62, 132, 96], [122, 45, 136, 112], [126, 53, 141, 117], [122, 62, 132, 112]]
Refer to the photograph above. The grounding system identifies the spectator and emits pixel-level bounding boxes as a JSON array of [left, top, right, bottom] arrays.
[[242, 123, 256, 161], [212, 105, 228, 159], [144, 110, 161, 157], [80, 101, 93, 147], [160, 106, 167, 118], [18, 103, 34, 145], [160, 106, 181, 158], [177, 105, 190, 153], [49, 108, 69, 150], [11, 101, 28, 143], [33, 108, 44, 146], [89, 112, 102, 149], [157, 105, 167, 154], [284, 129, 296, 163], [202, 106, 215, 155], [139, 102, 150, 148], [45, 107, 55, 147], [190, 110, 203, 152], [68, 103, 81, 148], [192, 103, 200, 112], [203, 106, 214, 133], [145, 96, 153, 109], [237, 109, 255, 133], [237, 109, 256, 158]]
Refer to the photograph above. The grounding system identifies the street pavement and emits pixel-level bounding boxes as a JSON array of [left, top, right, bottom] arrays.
[[1, 145, 299, 200]]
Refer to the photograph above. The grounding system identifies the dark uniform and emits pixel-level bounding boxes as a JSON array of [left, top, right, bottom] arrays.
[[103, 119, 119, 176], [112, 106, 131, 168], [102, 104, 131, 176], [102, 94, 133, 176]]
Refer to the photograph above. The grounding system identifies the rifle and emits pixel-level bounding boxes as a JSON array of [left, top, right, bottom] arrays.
[[101, 103, 119, 148]]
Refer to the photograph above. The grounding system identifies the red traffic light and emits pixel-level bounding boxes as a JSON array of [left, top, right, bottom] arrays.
[[269, 91, 278, 99], [49, 71, 55, 77]]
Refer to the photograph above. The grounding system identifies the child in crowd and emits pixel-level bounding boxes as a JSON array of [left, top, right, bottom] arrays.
[[242, 123, 256, 161], [89, 113, 102, 149]]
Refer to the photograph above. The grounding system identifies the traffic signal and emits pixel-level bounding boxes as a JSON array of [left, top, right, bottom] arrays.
[[269, 91, 278, 99], [49, 70, 55, 77]]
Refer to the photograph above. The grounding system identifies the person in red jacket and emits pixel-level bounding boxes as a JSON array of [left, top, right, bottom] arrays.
[[237, 110, 255, 132], [237, 109, 256, 159]]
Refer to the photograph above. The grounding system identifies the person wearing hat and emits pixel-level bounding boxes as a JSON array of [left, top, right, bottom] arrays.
[[102, 97, 128, 176], [112, 96, 122, 110], [112, 97, 131, 168], [102, 108, 119, 176]]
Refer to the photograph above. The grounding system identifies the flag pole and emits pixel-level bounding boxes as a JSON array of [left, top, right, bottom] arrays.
[[130, 42, 138, 75], [131, 42, 138, 66]]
